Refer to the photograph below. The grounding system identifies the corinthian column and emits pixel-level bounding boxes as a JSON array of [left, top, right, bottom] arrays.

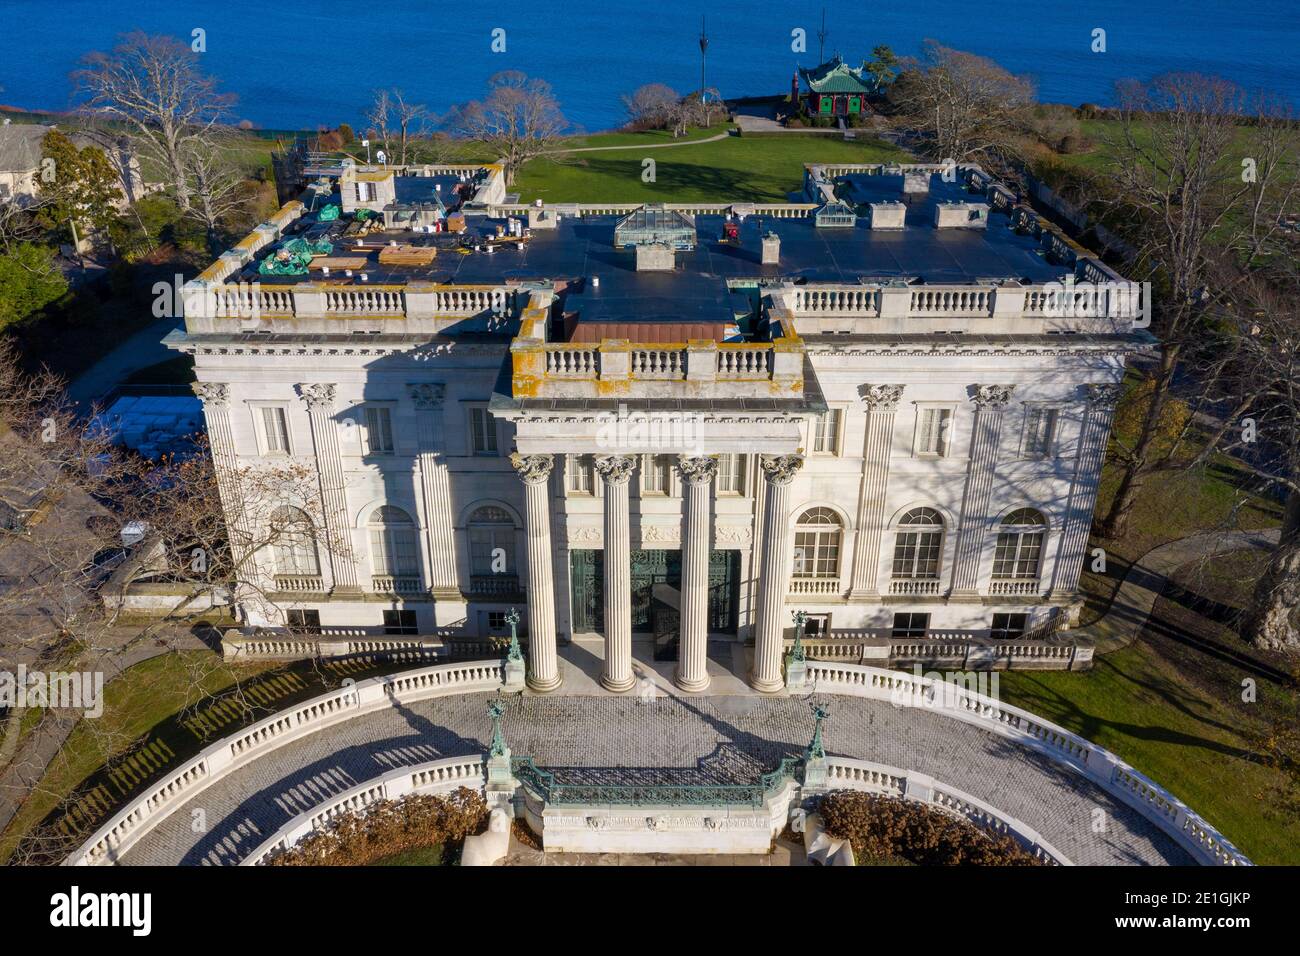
[[408, 384, 462, 618], [950, 384, 1014, 597], [297, 383, 360, 593], [1050, 384, 1121, 598], [751, 454, 803, 692], [850, 385, 904, 599], [676, 455, 718, 693], [511, 453, 561, 692], [594, 454, 636, 692]]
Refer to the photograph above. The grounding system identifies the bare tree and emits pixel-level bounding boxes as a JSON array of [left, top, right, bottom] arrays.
[[0, 342, 348, 859], [1094, 73, 1297, 537], [452, 71, 568, 186], [1186, 267, 1300, 651], [73, 32, 235, 212], [366, 88, 392, 160], [180, 133, 252, 255], [622, 83, 680, 131], [892, 40, 1035, 168], [389, 90, 428, 166]]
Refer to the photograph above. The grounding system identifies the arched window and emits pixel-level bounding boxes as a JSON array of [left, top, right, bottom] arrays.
[[993, 509, 1046, 580], [270, 506, 320, 576], [793, 507, 842, 579], [468, 506, 516, 578], [368, 506, 420, 577], [892, 508, 944, 579]]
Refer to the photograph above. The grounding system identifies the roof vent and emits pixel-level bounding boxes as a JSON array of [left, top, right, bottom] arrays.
[[934, 202, 990, 230]]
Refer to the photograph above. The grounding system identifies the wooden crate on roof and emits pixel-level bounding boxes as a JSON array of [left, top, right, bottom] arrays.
[[308, 256, 370, 270], [378, 244, 438, 266]]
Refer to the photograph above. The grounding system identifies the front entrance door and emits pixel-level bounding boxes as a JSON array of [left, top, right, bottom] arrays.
[[570, 548, 740, 635], [631, 549, 680, 632]]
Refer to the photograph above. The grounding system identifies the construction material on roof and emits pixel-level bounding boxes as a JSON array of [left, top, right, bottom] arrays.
[[283, 237, 333, 258], [258, 246, 312, 275], [378, 243, 437, 266], [307, 256, 369, 270], [317, 204, 340, 221], [614, 204, 697, 251]]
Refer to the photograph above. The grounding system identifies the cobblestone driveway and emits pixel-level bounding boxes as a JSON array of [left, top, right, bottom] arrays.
[[118, 692, 1192, 866]]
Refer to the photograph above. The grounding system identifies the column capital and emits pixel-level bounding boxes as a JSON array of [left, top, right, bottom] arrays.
[[676, 455, 718, 485], [859, 384, 905, 411], [296, 382, 337, 410], [759, 454, 803, 486], [1084, 383, 1122, 410], [594, 454, 636, 485], [191, 382, 229, 407], [407, 382, 446, 409], [510, 452, 554, 484], [970, 384, 1015, 409]]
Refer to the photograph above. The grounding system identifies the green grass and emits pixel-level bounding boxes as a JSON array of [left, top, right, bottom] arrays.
[[370, 844, 448, 866], [1000, 553, 1300, 865], [0, 651, 414, 864], [513, 133, 907, 204]]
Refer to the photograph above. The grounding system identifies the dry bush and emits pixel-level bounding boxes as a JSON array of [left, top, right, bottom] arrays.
[[819, 791, 1045, 866], [266, 787, 488, 866]]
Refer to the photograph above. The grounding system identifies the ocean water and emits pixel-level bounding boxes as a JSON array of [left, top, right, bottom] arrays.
[[1, 0, 1297, 133]]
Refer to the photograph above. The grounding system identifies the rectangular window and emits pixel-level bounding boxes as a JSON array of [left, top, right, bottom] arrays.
[[716, 454, 746, 494], [891, 612, 930, 638], [993, 531, 1044, 579], [260, 406, 291, 455], [363, 406, 394, 455], [794, 530, 840, 578], [1023, 407, 1059, 458], [642, 454, 671, 495], [287, 609, 321, 634], [357, 181, 376, 203], [469, 407, 498, 455], [892, 530, 942, 579], [813, 408, 842, 454], [803, 613, 831, 638], [915, 407, 952, 457], [990, 613, 1028, 639], [487, 611, 508, 632], [566, 454, 595, 494], [382, 609, 418, 635]]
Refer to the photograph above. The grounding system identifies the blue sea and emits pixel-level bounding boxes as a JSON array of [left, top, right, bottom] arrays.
[[1, 0, 1297, 133]]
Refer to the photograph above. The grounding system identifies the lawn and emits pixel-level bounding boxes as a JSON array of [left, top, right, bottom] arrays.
[[0, 650, 414, 864], [513, 132, 907, 204], [1000, 548, 1299, 865]]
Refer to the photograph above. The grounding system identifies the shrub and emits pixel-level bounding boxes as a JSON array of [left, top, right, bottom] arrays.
[[819, 791, 1046, 866], [1077, 103, 1104, 120], [266, 787, 489, 866], [1057, 133, 1094, 155]]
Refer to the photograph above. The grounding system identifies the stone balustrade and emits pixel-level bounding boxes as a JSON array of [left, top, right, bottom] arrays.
[[802, 661, 1251, 866], [240, 755, 486, 865], [823, 756, 1069, 864], [182, 280, 524, 334], [511, 306, 805, 400], [64, 660, 508, 866]]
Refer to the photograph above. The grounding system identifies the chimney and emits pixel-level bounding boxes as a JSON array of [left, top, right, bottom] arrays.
[[761, 231, 780, 264]]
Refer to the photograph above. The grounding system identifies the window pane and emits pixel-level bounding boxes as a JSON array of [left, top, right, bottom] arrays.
[[262, 407, 289, 453], [366, 406, 394, 454]]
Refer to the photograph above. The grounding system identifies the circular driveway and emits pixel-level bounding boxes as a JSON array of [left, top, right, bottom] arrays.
[[119, 692, 1191, 866]]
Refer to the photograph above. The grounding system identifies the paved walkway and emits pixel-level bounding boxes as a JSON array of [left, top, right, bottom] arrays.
[[119, 680, 1190, 866], [546, 132, 731, 154], [1072, 528, 1279, 653]]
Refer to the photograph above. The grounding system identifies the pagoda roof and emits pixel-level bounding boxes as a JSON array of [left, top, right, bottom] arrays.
[[798, 55, 874, 94]]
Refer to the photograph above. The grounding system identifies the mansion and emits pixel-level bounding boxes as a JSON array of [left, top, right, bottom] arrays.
[[173, 158, 1147, 693]]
